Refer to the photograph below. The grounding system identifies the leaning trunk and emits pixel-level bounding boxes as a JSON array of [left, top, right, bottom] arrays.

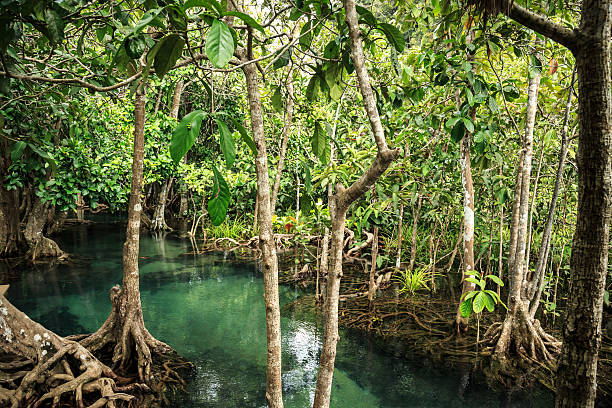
[[313, 1, 399, 406]]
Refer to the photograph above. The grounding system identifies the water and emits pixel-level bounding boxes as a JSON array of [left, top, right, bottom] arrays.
[[2, 220, 553, 407]]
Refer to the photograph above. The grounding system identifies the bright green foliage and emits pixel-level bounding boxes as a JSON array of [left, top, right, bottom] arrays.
[[460, 272, 506, 318], [206, 19, 235, 68], [208, 165, 231, 226]]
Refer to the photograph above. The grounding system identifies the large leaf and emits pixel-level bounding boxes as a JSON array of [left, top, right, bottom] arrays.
[[299, 19, 313, 51], [44, 9, 65, 44], [311, 121, 326, 160], [183, 0, 223, 15], [11, 141, 26, 161], [473, 292, 486, 314], [483, 293, 496, 312], [271, 86, 283, 112], [170, 110, 207, 163], [222, 11, 264, 33], [215, 119, 236, 168], [130, 8, 163, 36], [486, 274, 504, 287], [208, 165, 231, 226], [306, 76, 319, 101], [303, 161, 312, 194], [229, 118, 257, 155], [154, 34, 185, 79], [460, 299, 472, 318], [377, 23, 405, 53], [450, 120, 465, 143], [206, 19, 235, 68]]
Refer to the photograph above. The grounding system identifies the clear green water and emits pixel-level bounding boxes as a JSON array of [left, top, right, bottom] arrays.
[[3, 220, 552, 407]]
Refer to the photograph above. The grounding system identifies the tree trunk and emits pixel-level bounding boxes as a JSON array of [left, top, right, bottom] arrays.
[[313, 1, 399, 406], [528, 67, 575, 318], [81, 84, 170, 383], [270, 67, 295, 212], [556, 3, 612, 405], [23, 196, 64, 261], [395, 204, 403, 268], [240, 38, 284, 408], [455, 130, 475, 333], [507, 152, 524, 274], [151, 178, 172, 231], [0, 142, 20, 257], [368, 226, 379, 306]]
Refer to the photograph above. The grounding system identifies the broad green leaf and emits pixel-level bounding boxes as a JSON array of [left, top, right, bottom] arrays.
[[529, 55, 542, 79], [460, 299, 472, 318], [184, 0, 223, 15], [11, 141, 26, 161], [299, 19, 313, 51], [206, 19, 235, 68], [473, 292, 486, 314], [464, 277, 483, 289], [170, 110, 206, 163], [215, 119, 236, 168], [306, 76, 318, 101], [229, 118, 257, 155], [486, 274, 504, 287], [271, 86, 283, 112], [377, 23, 405, 53], [488, 95, 498, 113], [154, 34, 185, 79], [356, 5, 377, 26], [483, 293, 495, 312], [208, 165, 231, 226], [311, 121, 327, 160], [125, 35, 147, 59], [450, 120, 465, 143], [462, 117, 474, 133], [130, 8, 163, 36], [45, 9, 65, 44], [222, 11, 264, 33]]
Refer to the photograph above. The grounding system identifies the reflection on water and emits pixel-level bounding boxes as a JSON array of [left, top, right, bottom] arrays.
[[2, 220, 553, 407]]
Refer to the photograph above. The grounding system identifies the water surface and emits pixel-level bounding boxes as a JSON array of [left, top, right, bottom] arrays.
[[3, 220, 552, 407]]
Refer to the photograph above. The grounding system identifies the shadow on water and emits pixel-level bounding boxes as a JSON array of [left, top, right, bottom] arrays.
[[1, 220, 553, 407]]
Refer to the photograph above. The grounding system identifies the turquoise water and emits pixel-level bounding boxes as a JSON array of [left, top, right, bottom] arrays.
[[2, 220, 552, 407]]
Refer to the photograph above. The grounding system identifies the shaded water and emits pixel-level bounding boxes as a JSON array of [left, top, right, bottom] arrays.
[[2, 220, 552, 407]]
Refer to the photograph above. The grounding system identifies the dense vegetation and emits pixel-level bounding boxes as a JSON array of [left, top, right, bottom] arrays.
[[0, 0, 610, 407]]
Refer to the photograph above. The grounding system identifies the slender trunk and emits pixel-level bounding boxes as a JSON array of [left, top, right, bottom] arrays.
[[408, 194, 422, 271], [313, 2, 399, 405], [0, 142, 20, 257], [556, 4, 612, 405], [455, 129, 475, 332], [395, 204, 403, 268], [368, 226, 379, 307], [528, 68, 575, 317], [151, 178, 172, 231], [507, 152, 524, 273], [270, 69, 294, 212], [525, 140, 544, 269], [240, 40, 284, 408], [317, 227, 329, 303]]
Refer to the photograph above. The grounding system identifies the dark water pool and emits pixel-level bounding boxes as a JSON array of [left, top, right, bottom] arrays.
[[2, 220, 552, 407]]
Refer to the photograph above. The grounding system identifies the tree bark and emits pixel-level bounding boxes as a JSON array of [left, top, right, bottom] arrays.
[[368, 226, 379, 306], [312, 1, 399, 406], [395, 204, 404, 268], [81, 84, 170, 383], [455, 130, 475, 333], [270, 67, 295, 212], [239, 36, 284, 408], [0, 142, 20, 257], [408, 194, 422, 271], [555, 3, 612, 405], [23, 196, 64, 261]]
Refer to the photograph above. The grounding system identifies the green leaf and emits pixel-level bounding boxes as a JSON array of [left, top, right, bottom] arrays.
[[486, 275, 504, 287], [45, 9, 65, 44], [215, 119, 236, 168], [271, 86, 283, 112], [154, 34, 185, 79], [473, 292, 486, 314], [306, 76, 319, 102], [222, 11, 264, 33], [483, 293, 495, 312], [377, 23, 405, 53], [206, 19, 235, 68], [462, 117, 474, 133], [130, 8, 163, 36], [170, 110, 207, 163], [299, 19, 313, 51], [460, 299, 472, 318], [11, 141, 26, 161], [311, 121, 327, 160], [529, 55, 542, 79], [184, 0, 223, 15], [356, 5, 377, 26], [450, 120, 465, 143], [229, 118, 257, 155], [208, 165, 231, 226], [488, 95, 499, 113], [0, 77, 9, 96], [464, 277, 483, 289]]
